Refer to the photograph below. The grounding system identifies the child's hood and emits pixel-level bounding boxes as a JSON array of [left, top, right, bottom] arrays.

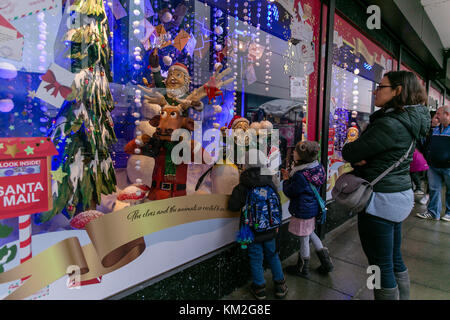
[[291, 161, 326, 187]]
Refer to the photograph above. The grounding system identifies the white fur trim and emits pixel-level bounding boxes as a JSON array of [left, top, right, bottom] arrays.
[[170, 64, 189, 75], [151, 66, 161, 73]]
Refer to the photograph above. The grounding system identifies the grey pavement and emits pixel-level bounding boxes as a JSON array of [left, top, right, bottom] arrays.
[[223, 197, 450, 300]]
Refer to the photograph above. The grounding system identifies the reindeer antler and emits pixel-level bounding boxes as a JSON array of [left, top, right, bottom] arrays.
[[184, 64, 235, 105]]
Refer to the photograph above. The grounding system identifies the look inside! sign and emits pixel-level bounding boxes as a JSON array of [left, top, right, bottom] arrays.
[[0, 137, 57, 219]]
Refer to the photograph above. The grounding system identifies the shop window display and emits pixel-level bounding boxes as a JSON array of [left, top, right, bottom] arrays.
[[428, 84, 443, 110], [326, 14, 397, 200], [0, 0, 323, 300]]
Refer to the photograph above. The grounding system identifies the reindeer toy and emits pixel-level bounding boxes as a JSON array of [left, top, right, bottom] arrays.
[[119, 54, 235, 204]]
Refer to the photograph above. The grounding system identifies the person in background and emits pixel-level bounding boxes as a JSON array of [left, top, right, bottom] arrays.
[[416, 105, 450, 222], [342, 71, 430, 300], [410, 148, 429, 196], [281, 141, 334, 279], [416, 111, 439, 205]]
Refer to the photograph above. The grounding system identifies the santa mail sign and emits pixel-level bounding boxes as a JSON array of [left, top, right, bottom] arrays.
[[0, 137, 57, 219]]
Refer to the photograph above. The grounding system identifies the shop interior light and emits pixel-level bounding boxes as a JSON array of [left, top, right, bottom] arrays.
[[363, 62, 373, 70]]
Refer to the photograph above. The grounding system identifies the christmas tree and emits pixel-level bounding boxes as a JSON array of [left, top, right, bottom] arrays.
[[37, 0, 117, 222]]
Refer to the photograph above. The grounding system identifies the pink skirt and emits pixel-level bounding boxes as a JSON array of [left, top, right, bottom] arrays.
[[288, 217, 316, 237]]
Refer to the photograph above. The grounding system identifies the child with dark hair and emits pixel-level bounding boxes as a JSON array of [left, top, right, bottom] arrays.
[[281, 141, 334, 278], [229, 150, 288, 300]]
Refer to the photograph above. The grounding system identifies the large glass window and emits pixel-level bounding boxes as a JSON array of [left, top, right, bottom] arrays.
[[326, 14, 397, 200], [0, 0, 324, 299]]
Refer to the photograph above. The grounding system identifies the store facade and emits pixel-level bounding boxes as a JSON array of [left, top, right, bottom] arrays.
[[0, 0, 448, 300]]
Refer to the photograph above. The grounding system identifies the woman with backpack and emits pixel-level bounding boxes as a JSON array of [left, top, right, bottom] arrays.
[[228, 149, 288, 300], [280, 141, 334, 279], [341, 71, 430, 300]]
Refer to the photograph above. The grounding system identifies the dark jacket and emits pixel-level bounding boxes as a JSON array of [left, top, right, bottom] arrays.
[[342, 105, 430, 193], [426, 125, 450, 168], [228, 167, 280, 242], [282, 161, 326, 219]]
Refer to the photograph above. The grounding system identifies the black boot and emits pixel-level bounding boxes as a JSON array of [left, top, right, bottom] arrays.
[[316, 248, 334, 274], [395, 269, 410, 300], [285, 254, 310, 278], [374, 286, 399, 300], [273, 279, 288, 299]]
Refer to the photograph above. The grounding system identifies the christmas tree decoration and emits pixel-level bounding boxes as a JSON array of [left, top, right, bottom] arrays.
[[38, 0, 117, 223], [163, 55, 172, 66], [0, 99, 14, 113], [0, 62, 17, 80], [172, 30, 190, 52], [161, 11, 173, 24], [35, 63, 76, 109], [50, 166, 67, 183], [37, 12, 48, 73]]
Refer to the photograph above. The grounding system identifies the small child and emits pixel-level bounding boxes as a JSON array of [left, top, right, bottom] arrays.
[[229, 150, 288, 300], [281, 141, 334, 278]]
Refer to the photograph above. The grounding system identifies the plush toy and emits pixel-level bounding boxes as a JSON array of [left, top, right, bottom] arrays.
[[346, 126, 359, 143], [124, 105, 214, 201]]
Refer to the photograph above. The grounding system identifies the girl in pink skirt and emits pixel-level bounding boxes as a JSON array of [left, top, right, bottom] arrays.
[[281, 141, 334, 278]]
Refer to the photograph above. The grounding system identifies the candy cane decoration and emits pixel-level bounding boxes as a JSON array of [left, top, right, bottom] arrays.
[[18, 215, 32, 282]]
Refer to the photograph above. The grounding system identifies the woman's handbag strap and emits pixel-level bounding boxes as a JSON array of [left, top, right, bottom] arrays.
[[370, 139, 415, 186]]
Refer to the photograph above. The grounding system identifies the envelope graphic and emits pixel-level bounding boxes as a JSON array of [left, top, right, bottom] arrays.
[[173, 29, 190, 52], [0, 13, 23, 61], [154, 24, 171, 49]]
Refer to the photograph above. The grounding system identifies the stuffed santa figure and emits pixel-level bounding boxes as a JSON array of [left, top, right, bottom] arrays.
[[147, 49, 203, 115]]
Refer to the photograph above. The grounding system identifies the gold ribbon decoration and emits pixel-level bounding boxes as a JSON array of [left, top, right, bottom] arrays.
[[0, 194, 240, 300], [354, 38, 375, 66]]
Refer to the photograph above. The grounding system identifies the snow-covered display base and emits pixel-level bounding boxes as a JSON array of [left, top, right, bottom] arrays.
[[0, 199, 290, 300]]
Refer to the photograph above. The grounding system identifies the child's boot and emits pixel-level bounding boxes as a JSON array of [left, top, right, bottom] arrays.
[[274, 279, 288, 299], [316, 247, 334, 274], [249, 283, 266, 300], [285, 253, 310, 278]]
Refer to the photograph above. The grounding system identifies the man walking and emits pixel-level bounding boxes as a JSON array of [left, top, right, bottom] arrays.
[[417, 105, 450, 221]]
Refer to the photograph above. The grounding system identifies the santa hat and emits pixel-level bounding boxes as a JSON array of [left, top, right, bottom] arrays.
[[227, 115, 249, 129], [169, 62, 189, 77]]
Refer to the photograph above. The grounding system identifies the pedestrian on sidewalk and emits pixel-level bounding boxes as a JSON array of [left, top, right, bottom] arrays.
[[342, 71, 430, 300], [280, 141, 334, 279], [410, 148, 429, 196], [228, 150, 288, 300], [415, 111, 440, 205], [416, 105, 450, 222]]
